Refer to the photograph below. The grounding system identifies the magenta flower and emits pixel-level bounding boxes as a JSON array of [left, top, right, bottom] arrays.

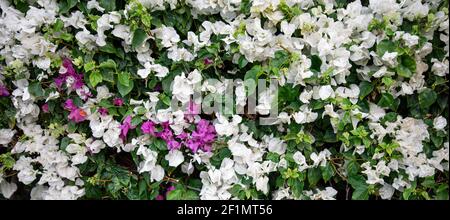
[[186, 139, 200, 152], [98, 107, 108, 116], [64, 99, 77, 111], [141, 120, 156, 136], [167, 139, 181, 150], [184, 101, 200, 122], [41, 103, 49, 113], [156, 127, 173, 142], [113, 97, 124, 106], [176, 131, 189, 140], [188, 119, 216, 152], [68, 108, 87, 123], [64, 99, 87, 123], [0, 85, 9, 97], [120, 116, 135, 141], [55, 58, 84, 90], [204, 57, 213, 65]]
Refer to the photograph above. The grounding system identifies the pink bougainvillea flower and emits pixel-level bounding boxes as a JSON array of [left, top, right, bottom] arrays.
[[188, 119, 216, 152], [55, 58, 85, 90], [157, 127, 173, 142], [0, 85, 9, 97], [64, 99, 77, 111], [176, 131, 189, 140], [113, 97, 124, 106], [141, 120, 156, 136], [64, 99, 87, 123], [41, 103, 49, 113], [68, 108, 87, 123], [204, 57, 213, 65], [120, 115, 135, 141], [98, 107, 108, 116], [167, 139, 181, 150], [78, 88, 93, 100], [186, 139, 200, 152], [184, 101, 200, 122]]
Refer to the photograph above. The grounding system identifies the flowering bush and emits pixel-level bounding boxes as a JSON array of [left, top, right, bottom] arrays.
[[0, 0, 449, 200]]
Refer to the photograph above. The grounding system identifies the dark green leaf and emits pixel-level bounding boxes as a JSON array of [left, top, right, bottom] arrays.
[[359, 81, 374, 99], [376, 40, 396, 57], [98, 0, 116, 11], [307, 167, 321, 186], [418, 88, 437, 109], [59, 0, 78, 14], [377, 93, 399, 111], [28, 82, 44, 98], [132, 28, 147, 49]]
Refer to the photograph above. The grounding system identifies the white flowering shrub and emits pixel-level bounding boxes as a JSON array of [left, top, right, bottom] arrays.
[[0, 0, 449, 200]]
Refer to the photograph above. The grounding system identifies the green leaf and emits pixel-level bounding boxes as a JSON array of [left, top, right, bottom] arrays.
[[59, 32, 73, 42], [118, 72, 130, 87], [307, 167, 321, 186], [238, 56, 248, 68], [348, 175, 367, 189], [99, 59, 117, 69], [352, 186, 369, 200], [98, 0, 116, 12], [99, 44, 115, 54], [403, 187, 414, 200], [345, 160, 360, 175], [85, 183, 102, 199], [436, 184, 449, 200], [166, 187, 199, 200], [348, 174, 369, 200], [117, 79, 134, 97], [400, 55, 416, 73], [396, 64, 413, 78], [244, 65, 261, 95], [382, 76, 395, 87], [132, 28, 147, 49], [321, 163, 335, 182], [377, 93, 399, 111], [84, 61, 96, 72], [431, 135, 443, 148], [89, 70, 103, 87], [183, 190, 199, 200], [290, 178, 304, 198], [53, 19, 64, 32], [359, 81, 374, 99], [141, 14, 152, 28], [59, 0, 78, 14], [152, 139, 168, 151], [418, 88, 437, 109], [310, 55, 322, 72], [138, 179, 148, 199], [376, 39, 396, 57], [28, 82, 44, 98], [271, 50, 290, 68]]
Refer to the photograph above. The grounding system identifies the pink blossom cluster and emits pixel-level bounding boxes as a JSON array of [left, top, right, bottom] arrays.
[[64, 99, 87, 123], [141, 104, 216, 153], [55, 58, 85, 91], [56, 58, 91, 123]]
